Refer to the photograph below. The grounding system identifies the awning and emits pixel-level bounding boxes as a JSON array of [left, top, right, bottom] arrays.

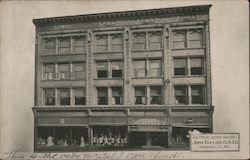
[[129, 118, 168, 132], [132, 118, 167, 126]]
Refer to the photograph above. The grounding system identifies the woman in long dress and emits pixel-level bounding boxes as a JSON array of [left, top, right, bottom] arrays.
[[80, 136, 85, 147]]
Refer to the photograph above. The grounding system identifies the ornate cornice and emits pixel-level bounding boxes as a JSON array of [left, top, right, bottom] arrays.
[[33, 5, 211, 26]]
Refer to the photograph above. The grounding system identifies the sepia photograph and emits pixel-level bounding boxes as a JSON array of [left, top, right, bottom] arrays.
[[0, 0, 249, 159]]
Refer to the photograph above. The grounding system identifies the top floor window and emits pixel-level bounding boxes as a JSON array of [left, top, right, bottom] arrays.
[[59, 38, 70, 54], [148, 32, 162, 50], [173, 28, 203, 49], [45, 39, 56, 55], [111, 34, 123, 51], [96, 35, 108, 52], [74, 36, 86, 54], [133, 33, 146, 51]]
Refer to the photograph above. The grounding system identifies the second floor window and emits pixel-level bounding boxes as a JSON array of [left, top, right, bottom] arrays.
[[97, 87, 108, 105], [44, 88, 55, 105], [58, 64, 70, 80], [73, 63, 85, 79], [44, 64, 55, 80], [74, 88, 86, 105], [59, 38, 70, 54], [45, 39, 56, 55], [174, 86, 188, 105], [59, 89, 70, 105], [112, 87, 123, 105], [191, 85, 204, 104]]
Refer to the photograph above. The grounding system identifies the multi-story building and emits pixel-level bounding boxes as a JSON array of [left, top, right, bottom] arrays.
[[32, 5, 214, 151]]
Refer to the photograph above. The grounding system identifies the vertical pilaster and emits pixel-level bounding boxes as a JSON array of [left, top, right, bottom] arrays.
[[123, 27, 131, 105], [86, 30, 93, 105], [89, 126, 93, 146], [168, 127, 172, 146]]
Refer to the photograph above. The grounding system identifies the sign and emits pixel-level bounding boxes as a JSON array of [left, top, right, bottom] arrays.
[[190, 133, 239, 151]]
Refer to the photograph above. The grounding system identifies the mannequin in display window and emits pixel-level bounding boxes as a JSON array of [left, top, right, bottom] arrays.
[[80, 136, 86, 147], [46, 135, 54, 146]]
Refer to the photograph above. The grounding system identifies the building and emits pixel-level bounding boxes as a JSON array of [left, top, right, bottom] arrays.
[[32, 5, 214, 151]]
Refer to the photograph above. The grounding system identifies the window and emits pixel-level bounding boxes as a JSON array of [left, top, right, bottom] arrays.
[[174, 86, 188, 105], [174, 58, 187, 76], [111, 34, 123, 51], [173, 31, 186, 49], [58, 64, 70, 80], [44, 88, 55, 105], [191, 85, 204, 104], [73, 63, 85, 79], [97, 87, 108, 105], [148, 32, 162, 50], [97, 62, 108, 78], [133, 60, 146, 78], [44, 64, 55, 80], [149, 60, 161, 77], [45, 39, 56, 55], [74, 37, 86, 54], [111, 61, 123, 78], [59, 38, 70, 54], [173, 29, 203, 49], [189, 29, 203, 48], [150, 86, 162, 104], [112, 87, 123, 105], [74, 88, 86, 105], [59, 89, 70, 105], [96, 35, 108, 52], [133, 33, 146, 51], [190, 58, 203, 75], [135, 86, 146, 105]]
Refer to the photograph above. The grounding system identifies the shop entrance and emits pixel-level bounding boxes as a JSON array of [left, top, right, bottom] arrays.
[[129, 132, 168, 148]]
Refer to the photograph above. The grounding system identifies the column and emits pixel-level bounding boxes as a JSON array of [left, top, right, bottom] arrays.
[[88, 126, 93, 146], [168, 127, 172, 147]]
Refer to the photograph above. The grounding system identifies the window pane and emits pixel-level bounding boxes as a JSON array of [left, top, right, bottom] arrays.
[[174, 59, 187, 76], [173, 31, 186, 49], [189, 30, 202, 48], [149, 60, 161, 77], [96, 36, 108, 52], [190, 58, 203, 75], [174, 86, 188, 105], [59, 89, 70, 105], [73, 63, 85, 79], [45, 89, 55, 105], [74, 37, 86, 54], [191, 85, 204, 104], [133, 60, 146, 77], [44, 64, 55, 80], [111, 35, 123, 51], [150, 86, 162, 104], [97, 62, 108, 78], [75, 88, 86, 105], [133, 33, 146, 51], [45, 39, 55, 55], [135, 86, 146, 105], [60, 38, 70, 54], [97, 88, 108, 105], [112, 87, 123, 105], [149, 32, 161, 50], [111, 61, 123, 78], [58, 64, 70, 79]]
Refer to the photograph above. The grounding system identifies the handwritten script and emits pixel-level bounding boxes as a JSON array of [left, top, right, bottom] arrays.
[[1, 151, 183, 160]]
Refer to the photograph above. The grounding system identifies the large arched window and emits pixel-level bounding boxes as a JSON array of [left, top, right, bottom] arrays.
[[173, 30, 186, 49], [74, 36, 86, 54], [133, 33, 146, 51], [189, 29, 203, 48], [96, 35, 108, 52], [148, 32, 162, 50], [45, 39, 56, 55], [111, 34, 123, 51], [59, 38, 70, 54]]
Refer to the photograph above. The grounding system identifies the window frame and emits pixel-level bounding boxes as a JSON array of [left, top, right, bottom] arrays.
[[58, 63, 71, 80], [73, 62, 86, 80], [59, 37, 71, 55], [133, 59, 162, 78], [73, 36, 86, 54], [44, 38, 56, 55], [58, 88, 71, 106], [44, 88, 56, 105], [74, 88, 86, 105], [97, 87, 108, 105]]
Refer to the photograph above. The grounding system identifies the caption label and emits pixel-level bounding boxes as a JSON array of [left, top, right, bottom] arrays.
[[190, 133, 239, 151]]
